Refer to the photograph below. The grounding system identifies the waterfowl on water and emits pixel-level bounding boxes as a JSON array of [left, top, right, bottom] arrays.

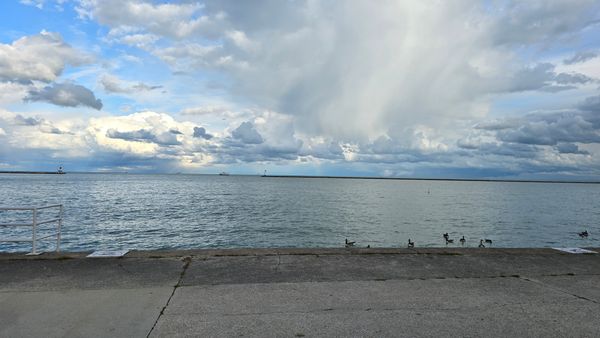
[[446, 238, 454, 244], [408, 239, 415, 248], [443, 233, 449, 240], [478, 239, 485, 248], [485, 239, 493, 245], [459, 236, 466, 245], [578, 230, 589, 238], [345, 238, 356, 247]]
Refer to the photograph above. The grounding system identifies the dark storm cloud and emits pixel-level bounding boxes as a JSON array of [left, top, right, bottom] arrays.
[[106, 128, 181, 146], [555, 142, 590, 155], [579, 94, 600, 113], [490, 1, 600, 46], [192, 126, 213, 140], [474, 119, 520, 131], [506, 63, 592, 93], [495, 112, 600, 146], [100, 75, 162, 94], [463, 94, 600, 162], [231, 121, 263, 144], [12, 114, 41, 126], [563, 51, 598, 65], [26, 82, 103, 110]]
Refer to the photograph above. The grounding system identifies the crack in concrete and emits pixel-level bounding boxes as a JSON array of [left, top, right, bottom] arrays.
[[519, 276, 600, 305], [274, 253, 281, 272], [146, 256, 192, 338], [117, 262, 134, 275]]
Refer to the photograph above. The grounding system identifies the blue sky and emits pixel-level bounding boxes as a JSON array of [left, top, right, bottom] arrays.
[[1, 0, 600, 179]]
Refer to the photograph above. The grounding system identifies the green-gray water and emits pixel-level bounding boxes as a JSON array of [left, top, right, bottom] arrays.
[[0, 173, 598, 252]]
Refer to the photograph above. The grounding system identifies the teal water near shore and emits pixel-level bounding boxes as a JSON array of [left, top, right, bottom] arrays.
[[0, 173, 598, 252]]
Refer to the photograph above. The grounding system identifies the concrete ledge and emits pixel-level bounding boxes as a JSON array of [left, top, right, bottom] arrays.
[[1, 248, 599, 337], [1, 247, 598, 261]]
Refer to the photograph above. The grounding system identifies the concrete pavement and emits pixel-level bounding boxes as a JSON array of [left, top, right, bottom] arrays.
[[1, 248, 599, 337]]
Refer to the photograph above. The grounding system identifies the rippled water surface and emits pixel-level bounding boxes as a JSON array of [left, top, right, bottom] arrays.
[[0, 173, 599, 252]]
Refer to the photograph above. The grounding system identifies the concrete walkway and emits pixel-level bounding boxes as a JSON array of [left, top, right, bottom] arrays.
[[1, 248, 599, 337]]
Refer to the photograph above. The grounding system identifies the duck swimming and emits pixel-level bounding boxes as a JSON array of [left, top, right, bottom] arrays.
[[578, 230, 589, 238]]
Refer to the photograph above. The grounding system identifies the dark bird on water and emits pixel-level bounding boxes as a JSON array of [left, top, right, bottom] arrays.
[[445, 238, 454, 245], [459, 236, 466, 245], [484, 239, 493, 245], [345, 238, 355, 248], [443, 233, 449, 240], [578, 230, 589, 238], [408, 239, 415, 248], [479, 239, 485, 248]]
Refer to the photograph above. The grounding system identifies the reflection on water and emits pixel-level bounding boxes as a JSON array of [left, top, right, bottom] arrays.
[[0, 173, 598, 252]]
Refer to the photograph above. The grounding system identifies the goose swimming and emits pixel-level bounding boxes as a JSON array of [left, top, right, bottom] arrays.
[[478, 239, 485, 248], [459, 236, 466, 245], [408, 239, 415, 248], [345, 238, 356, 247]]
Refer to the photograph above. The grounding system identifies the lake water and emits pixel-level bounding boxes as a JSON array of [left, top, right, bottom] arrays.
[[0, 173, 598, 252]]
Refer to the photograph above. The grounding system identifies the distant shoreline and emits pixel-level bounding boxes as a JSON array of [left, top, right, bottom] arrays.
[[262, 174, 600, 184], [0, 171, 65, 175], [1, 170, 598, 184]]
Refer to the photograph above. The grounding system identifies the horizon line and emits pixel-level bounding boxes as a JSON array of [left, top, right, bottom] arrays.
[[2, 170, 599, 184]]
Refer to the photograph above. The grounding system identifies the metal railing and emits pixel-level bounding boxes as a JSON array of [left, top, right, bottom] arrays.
[[0, 204, 63, 255]]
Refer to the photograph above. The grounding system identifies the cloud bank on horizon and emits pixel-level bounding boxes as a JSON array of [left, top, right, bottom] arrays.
[[1, 0, 600, 179]]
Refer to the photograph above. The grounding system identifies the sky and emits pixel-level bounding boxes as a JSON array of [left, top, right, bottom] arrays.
[[1, 0, 600, 179]]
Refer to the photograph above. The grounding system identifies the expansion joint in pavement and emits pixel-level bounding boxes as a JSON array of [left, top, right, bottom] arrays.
[[519, 276, 600, 305], [146, 256, 192, 337]]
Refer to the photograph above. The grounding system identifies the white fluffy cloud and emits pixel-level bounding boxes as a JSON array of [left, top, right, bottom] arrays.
[[0, 31, 91, 83], [77, 0, 227, 39]]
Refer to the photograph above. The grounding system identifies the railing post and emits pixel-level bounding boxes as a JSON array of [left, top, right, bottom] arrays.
[[31, 208, 37, 255], [57, 204, 62, 252]]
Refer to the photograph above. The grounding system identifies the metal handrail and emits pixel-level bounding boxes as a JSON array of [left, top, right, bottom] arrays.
[[0, 205, 63, 255]]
